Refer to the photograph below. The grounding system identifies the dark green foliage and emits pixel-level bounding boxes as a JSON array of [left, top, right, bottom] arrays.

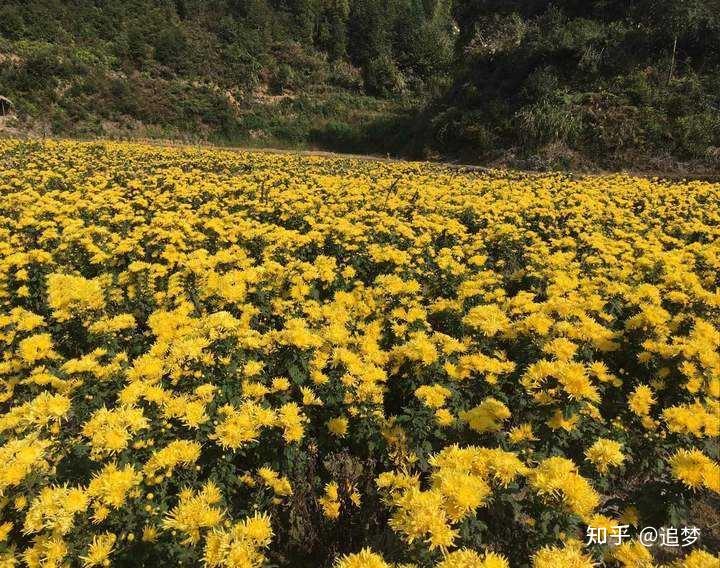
[[0, 0, 450, 152], [1, 0, 719, 170], [362, 56, 405, 97], [415, 0, 720, 170], [153, 27, 188, 71]]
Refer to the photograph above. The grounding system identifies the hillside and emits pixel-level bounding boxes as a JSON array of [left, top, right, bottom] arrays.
[[0, 0, 453, 151], [416, 0, 720, 171], [1, 1, 719, 172]]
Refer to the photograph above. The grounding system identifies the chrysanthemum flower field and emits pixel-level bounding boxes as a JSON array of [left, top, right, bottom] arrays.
[[0, 140, 718, 567]]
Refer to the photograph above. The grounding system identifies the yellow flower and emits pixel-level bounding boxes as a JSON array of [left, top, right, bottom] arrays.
[[619, 505, 639, 526], [335, 548, 391, 568], [508, 423, 538, 444], [543, 337, 578, 361], [244, 360, 264, 377], [212, 402, 276, 450], [327, 416, 349, 437], [88, 313, 136, 334], [436, 549, 509, 568], [163, 482, 224, 544], [271, 377, 290, 391], [300, 386, 324, 406], [81, 406, 149, 458], [18, 333, 55, 364], [142, 525, 159, 543], [669, 449, 718, 491], [546, 409, 579, 432], [674, 550, 720, 568], [2, 137, 720, 568], [257, 467, 293, 497], [23, 486, 89, 535], [663, 402, 716, 437], [415, 384, 452, 409], [46, 273, 105, 321], [532, 542, 594, 568], [585, 438, 625, 474], [202, 510, 273, 566], [612, 539, 653, 567], [0, 522, 12, 542], [432, 470, 490, 521], [87, 463, 142, 509], [530, 457, 599, 519], [0, 391, 71, 433], [435, 408, 454, 426], [319, 482, 341, 519], [143, 440, 202, 478], [628, 384, 655, 416], [460, 398, 511, 433], [463, 304, 510, 337], [276, 403, 306, 443], [80, 533, 116, 567]]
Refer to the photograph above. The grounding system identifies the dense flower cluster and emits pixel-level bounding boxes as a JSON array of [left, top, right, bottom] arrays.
[[0, 140, 718, 567]]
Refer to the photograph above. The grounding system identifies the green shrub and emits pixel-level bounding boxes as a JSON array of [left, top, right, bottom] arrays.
[[310, 121, 363, 152], [270, 63, 297, 95], [363, 55, 405, 97], [154, 27, 188, 72]]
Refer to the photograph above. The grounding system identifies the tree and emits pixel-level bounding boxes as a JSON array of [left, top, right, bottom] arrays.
[[316, 0, 350, 59], [154, 26, 188, 71], [0, 6, 26, 39], [347, 0, 390, 66]]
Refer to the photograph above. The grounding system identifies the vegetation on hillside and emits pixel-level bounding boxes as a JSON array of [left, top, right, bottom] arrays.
[[0, 0, 453, 150], [419, 0, 720, 170], [0, 1, 719, 171]]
